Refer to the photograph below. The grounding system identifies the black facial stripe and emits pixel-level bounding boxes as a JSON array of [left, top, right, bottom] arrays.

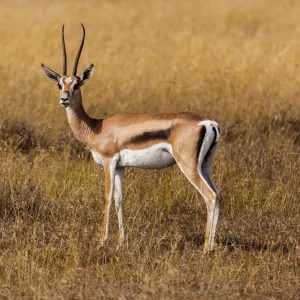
[[129, 128, 171, 144], [73, 83, 80, 90]]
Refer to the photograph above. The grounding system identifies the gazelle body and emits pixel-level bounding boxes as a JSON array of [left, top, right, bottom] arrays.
[[42, 25, 221, 252]]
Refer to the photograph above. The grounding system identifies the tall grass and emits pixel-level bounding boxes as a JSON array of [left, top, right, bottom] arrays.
[[0, 0, 299, 298]]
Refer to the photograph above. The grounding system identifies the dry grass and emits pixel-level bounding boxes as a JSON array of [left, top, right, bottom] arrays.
[[0, 0, 300, 298]]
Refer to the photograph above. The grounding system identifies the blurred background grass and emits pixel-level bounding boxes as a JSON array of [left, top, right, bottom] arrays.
[[0, 0, 300, 298]]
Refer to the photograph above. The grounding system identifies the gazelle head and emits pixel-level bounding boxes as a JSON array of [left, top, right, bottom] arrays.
[[41, 24, 94, 108]]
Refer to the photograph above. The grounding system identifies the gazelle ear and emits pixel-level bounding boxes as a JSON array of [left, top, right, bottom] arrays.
[[80, 64, 94, 85], [41, 64, 61, 82]]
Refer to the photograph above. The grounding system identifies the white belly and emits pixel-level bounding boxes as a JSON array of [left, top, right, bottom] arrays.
[[118, 143, 175, 169]]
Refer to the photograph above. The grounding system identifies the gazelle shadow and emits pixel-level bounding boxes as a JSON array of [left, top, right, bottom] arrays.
[[179, 234, 290, 254], [218, 237, 290, 254]]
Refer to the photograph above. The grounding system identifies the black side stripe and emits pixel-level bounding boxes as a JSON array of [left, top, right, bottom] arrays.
[[129, 128, 172, 144]]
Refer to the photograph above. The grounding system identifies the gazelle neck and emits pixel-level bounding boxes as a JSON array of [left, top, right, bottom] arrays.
[[66, 91, 97, 145]]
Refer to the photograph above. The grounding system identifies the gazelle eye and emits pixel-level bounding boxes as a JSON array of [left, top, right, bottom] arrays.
[[73, 83, 80, 90], [57, 83, 62, 90]]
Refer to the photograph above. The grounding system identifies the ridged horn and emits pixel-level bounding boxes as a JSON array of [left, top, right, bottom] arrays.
[[62, 25, 67, 76], [72, 23, 85, 76]]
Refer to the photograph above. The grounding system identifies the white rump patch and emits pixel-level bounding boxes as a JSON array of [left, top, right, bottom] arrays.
[[197, 119, 220, 195], [198, 120, 220, 143]]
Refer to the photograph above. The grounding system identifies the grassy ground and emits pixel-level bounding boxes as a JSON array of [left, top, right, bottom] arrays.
[[0, 0, 300, 298]]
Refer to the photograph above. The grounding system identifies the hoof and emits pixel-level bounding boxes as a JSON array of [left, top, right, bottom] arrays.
[[100, 236, 107, 247], [116, 237, 126, 250], [203, 242, 218, 254]]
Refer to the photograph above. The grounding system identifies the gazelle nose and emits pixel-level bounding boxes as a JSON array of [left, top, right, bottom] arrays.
[[61, 97, 69, 102]]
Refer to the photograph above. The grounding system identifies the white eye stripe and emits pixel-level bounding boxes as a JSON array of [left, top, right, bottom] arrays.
[[61, 78, 79, 90]]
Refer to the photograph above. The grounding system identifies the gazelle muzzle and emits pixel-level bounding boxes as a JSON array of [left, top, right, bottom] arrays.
[[60, 92, 70, 107]]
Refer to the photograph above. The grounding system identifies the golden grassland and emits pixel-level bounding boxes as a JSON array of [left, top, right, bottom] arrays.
[[0, 0, 300, 298]]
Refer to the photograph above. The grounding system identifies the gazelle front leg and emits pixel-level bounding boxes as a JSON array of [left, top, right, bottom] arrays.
[[114, 168, 125, 246], [101, 157, 118, 246]]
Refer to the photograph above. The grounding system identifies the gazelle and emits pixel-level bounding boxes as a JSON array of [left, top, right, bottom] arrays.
[[41, 24, 221, 253]]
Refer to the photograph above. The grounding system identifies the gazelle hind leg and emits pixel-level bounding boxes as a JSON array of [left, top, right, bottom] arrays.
[[174, 159, 218, 253], [114, 168, 125, 246], [203, 188, 219, 253], [198, 121, 220, 252], [173, 120, 220, 253], [201, 142, 221, 252]]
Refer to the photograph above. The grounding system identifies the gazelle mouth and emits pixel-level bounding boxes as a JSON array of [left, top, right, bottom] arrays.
[[60, 102, 69, 108]]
